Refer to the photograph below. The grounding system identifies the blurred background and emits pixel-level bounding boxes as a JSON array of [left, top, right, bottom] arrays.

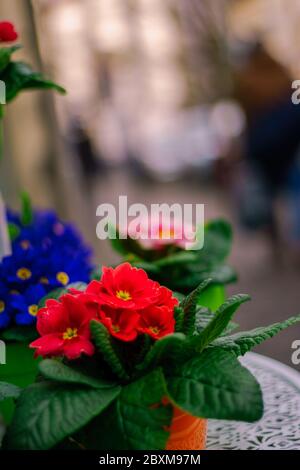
[[0, 0, 300, 367]]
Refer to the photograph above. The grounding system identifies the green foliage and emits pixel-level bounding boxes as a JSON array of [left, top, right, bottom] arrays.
[[20, 191, 33, 226], [109, 219, 236, 293], [76, 370, 172, 450], [90, 320, 130, 381], [137, 333, 187, 372], [212, 315, 300, 356], [165, 348, 263, 422], [1, 325, 37, 342], [0, 61, 65, 103], [7, 222, 20, 241], [4, 381, 120, 450], [0, 45, 20, 72], [38, 359, 116, 389], [180, 278, 213, 335], [0, 382, 21, 402], [195, 306, 239, 336], [189, 294, 250, 354]]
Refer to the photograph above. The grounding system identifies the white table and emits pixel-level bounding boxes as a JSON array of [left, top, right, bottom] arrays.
[[207, 352, 300, 450]]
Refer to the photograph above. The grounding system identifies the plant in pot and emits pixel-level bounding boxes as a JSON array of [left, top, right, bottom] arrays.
[[105, 217, 236, 311], [0, 194, 93, 423], [1, 262, 299, 450]]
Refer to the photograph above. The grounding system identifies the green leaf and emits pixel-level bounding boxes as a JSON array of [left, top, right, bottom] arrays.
[[195, 306, 239, 336], [137, 333, 187, 372], [212, 314, 300, 356], [77, 369, 172, 450], [0, 45, 21, 72], [7, 222, 20, 241], [155, 251, 197, 268], [0, 382, 21, 402], [201, 219, 233, 265], [1, 325, 37, 342], [38, 359, 116, 389], [190, 294, 250, 353], [180, 279, 213, 335], [20, 191, 33, 226], [5, 381, 120, 450], [165, 348, 263, 422], [90, 320, 130, 381], [1, 61, 66, 102]]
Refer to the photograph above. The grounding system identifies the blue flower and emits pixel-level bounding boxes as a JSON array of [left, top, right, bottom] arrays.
[[10, 285, 46, 326], [0, 208, 93, 330], [0, 285, 12, 329]]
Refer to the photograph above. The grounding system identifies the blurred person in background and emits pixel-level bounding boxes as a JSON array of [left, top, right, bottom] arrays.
[[231, 42, 300, 260]]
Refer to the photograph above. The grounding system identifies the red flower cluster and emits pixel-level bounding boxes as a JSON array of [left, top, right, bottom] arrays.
[[30, 263, 178, 359], [0, 21, 18, 42]]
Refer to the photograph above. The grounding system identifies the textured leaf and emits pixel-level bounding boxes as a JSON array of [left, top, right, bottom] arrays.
[[90, 320, 129, 381], [212, 315, 300, 356], [180, 279, 213, 335], [195, 306, 239, 336], [165, 348, 263, 422], [77, 369, 172, 450], [38, 359, 116, 389], [5, 381, 120, 450], [0, 382, 21, 402], [190, 294, 250, 353], [137, 333, 187, 372]]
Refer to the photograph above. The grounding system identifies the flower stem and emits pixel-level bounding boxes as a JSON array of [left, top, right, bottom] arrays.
[[0, 117, 12, 260]]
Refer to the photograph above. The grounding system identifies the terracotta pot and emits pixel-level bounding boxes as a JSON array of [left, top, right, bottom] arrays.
[[166, 406, 207, 450]]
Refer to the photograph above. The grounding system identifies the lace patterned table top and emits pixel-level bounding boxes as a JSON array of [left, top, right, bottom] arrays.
[[206, 352, 300, 450]]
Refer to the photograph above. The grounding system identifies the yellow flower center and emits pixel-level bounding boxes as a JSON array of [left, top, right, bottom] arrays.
[[116, 290, 132, 301], [158, 227, 175, 240], [112, 324, 120, 333], [63, 327, 78, 340], [28, 304, 38, 317], [20, 240, 31, 250], [40, 277, 49, 285], [17, 268, 32, 280], [56, 272, 70, 286], [0, 300, 5, 313], [149, 326, 160, 335]]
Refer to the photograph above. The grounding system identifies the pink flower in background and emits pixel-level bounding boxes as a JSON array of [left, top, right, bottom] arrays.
[[127, 216, 196, 250]]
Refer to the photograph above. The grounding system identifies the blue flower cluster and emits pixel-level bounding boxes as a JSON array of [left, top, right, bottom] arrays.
[[0, 209, 93, 329]]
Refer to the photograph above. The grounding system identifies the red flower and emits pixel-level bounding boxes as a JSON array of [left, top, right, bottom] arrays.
[[30, 294, 96, 360], [138, 305, 175, 340], [86, 262, 160, 310], [0, 21, 18, 42], [98, 306, 140, 342]]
